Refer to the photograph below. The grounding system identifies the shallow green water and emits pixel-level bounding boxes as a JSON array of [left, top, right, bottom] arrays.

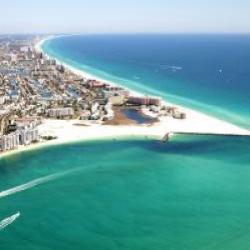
[[1, 136, 250, 250]]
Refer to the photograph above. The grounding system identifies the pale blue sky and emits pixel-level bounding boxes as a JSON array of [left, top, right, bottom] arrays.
[[1, 0, 250, 34]]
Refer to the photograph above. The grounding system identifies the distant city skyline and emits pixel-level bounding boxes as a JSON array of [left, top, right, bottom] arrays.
[[1, 0, 250, 34]]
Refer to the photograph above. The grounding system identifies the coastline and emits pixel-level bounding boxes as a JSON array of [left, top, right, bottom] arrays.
[[0, 119, 165, 160], [37, 36, 250, 132], [0, 127, 160, 160], [35, 35, 143, 98], [37, 35, 250, 129], [37, 35, 250, 132], [1, 35, 249, 160]]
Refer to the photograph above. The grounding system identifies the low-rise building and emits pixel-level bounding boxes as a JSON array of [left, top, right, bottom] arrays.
[[46, 108, 74, 118], [103, 102, 114, 121], [127, 96, 161, 106]]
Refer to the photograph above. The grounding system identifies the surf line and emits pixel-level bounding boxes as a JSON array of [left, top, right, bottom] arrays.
[[0, 167, 82, 199], [0, 212, 20, 231]]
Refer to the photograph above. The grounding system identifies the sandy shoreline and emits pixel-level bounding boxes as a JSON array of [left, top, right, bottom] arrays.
[[0, 122, 161, 160], [1, 114, 249, 160], [1, 35, 249, 159]]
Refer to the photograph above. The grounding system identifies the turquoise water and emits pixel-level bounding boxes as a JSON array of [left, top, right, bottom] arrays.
[[1, 136, 250, 250], [42, 35, 250, 129], [1, 35, 250, 249]]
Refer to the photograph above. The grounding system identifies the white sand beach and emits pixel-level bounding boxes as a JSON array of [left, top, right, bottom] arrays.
[[1, 36, 248, 159], [3, 111, 249, 159], [38, 112, 250, 144]]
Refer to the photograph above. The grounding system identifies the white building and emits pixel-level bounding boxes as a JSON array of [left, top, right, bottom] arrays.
[[103, 102, 114, 121], [0, 121, 40, 151], [46, 108, 74, 118], [0, 96, 6, 105], [91, 102, 99, 114], [0, 132, 19, 151], [19, 127, 39, 145]]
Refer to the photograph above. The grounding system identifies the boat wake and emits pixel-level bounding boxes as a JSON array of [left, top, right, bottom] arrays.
[[0, 212, 20, 231], [0, 168, 81, 199]]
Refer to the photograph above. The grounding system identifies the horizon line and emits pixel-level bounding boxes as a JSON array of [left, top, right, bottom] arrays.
[[1, 32, 250, 36]]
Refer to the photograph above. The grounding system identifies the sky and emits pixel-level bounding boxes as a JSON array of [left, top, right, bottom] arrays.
[[1, 0, 250, 34]]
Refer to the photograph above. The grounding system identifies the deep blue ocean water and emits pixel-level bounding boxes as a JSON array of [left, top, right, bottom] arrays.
[[42, 34, 250, 129]]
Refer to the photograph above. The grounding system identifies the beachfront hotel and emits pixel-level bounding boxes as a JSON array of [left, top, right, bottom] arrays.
[[0, 124, 39, 151]]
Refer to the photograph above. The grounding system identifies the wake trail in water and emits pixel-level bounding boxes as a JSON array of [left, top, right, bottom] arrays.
[[0, 168, 81, 199], [0, 212, 20, 230]]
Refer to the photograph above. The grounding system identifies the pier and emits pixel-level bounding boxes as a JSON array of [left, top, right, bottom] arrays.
[[162, 131, 250, 142]]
